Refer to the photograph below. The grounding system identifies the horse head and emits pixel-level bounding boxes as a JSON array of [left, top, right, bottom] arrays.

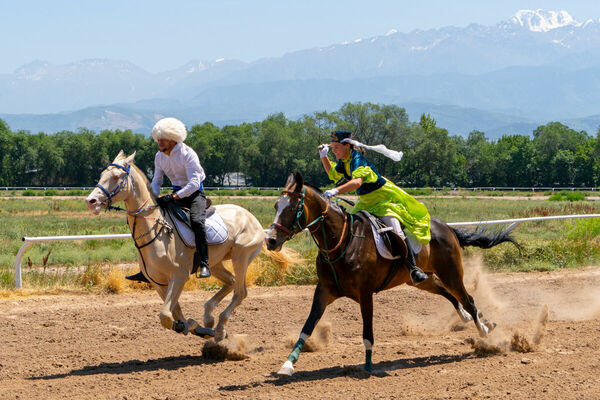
[[85, 150, 137, 214], [265, 172, 306, 251], [266, 172, 344, 251]]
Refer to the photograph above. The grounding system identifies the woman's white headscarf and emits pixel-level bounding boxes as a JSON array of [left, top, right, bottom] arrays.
[[152, 117, 187, 143], [341, 138, 404, 162]]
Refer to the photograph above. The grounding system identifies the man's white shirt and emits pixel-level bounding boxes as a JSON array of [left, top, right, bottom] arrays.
[[151, 143, 205, 198]]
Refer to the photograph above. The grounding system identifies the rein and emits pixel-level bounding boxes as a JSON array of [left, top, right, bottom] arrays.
[[271, 187, 360, 295]]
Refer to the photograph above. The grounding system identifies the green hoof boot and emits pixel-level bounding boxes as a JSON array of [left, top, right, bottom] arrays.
[[365, 349, 373, 372]]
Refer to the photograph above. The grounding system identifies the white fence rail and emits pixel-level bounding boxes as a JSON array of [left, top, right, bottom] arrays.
[[12, 214, 600, 289]]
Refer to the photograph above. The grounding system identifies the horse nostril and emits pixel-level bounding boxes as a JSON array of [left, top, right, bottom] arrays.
[[89, 199, 96, 204], [267, 238, 277, 247]]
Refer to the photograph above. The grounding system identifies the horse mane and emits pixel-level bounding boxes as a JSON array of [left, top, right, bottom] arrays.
[[303, 182, 347, 215], [130, 163, 157, 202], [303, 182, 323, 193]]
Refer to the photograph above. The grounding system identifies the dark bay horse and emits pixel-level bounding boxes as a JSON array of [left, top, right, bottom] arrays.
[[265, 172, 518, 375]]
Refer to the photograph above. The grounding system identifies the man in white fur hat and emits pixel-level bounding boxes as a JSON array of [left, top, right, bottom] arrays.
[[126, 117, 211, 282]]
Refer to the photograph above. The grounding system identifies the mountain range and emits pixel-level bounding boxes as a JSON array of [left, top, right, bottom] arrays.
[[2, 9, 600, 138]]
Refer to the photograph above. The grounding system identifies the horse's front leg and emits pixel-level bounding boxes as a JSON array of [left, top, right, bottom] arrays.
[[360, 292, 375, 372], [278, 283, 332, 376], [214, 254, 251, 342], [159, 276, 188, 333], [203, 261, 234, 330]]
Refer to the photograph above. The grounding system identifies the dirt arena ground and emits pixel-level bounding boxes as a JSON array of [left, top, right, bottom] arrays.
[[2, 260, 600, 399]]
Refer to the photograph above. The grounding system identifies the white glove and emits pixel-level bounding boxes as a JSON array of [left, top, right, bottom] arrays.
[[324, 188, 339, 198], [318, 144, 329, 158]]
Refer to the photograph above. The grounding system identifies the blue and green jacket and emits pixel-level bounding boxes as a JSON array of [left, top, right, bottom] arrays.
[[328, 150, 386, 195]]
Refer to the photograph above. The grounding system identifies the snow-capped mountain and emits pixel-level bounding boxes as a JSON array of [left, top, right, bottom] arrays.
[[2, 9, 600, 135], [506, 9, 600, 32]]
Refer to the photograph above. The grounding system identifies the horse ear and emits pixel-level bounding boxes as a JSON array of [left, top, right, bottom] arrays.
[[122, 151, 136, 166], [294, 172, 304, 192], [284, 173, 295, 189], [112, 150, 125, 163]]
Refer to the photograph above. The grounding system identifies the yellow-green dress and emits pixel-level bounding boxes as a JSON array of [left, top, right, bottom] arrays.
[[327, 149, 431, 244]]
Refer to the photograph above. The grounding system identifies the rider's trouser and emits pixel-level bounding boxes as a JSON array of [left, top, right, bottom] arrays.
[[381, 216, 422, 254], [174, 190, 209, 268]]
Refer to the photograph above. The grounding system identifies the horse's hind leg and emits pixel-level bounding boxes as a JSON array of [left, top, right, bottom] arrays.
[[409, 276, 473, 322], [203, 261, 234, 330], [278, 283, 333, 376], [435, 259, 495, 338]]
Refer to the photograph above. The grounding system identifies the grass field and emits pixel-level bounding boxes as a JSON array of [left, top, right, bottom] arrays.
[[1, 196, 599, 292]]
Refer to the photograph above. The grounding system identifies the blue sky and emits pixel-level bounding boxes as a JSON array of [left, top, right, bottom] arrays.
[[3, 0, 600, 73]]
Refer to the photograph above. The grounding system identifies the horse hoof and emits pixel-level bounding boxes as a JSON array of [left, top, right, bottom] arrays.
[[193, 326, 215, 339], [172, 320, 189, 335], [478, 323, 490, 338], [277, 360, 294, 376]]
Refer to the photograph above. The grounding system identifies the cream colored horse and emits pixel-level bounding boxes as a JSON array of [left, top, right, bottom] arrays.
[[85, 151, 268, 341]]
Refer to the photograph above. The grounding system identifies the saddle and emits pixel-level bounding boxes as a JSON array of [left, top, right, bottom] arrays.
[[167, 197, 214, 227], [358, 211, 409, 293], [359, 211, 408, 260], [163, 197, 229, 248]]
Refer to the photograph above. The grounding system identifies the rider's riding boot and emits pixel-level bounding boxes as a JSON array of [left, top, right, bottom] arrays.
[[406, 244, 428, 285], [125, 271, 150, 283], [194, 252, 211, 278]]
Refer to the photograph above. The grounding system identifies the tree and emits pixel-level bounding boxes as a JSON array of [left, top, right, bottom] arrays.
[[532, 122, 588, 186]]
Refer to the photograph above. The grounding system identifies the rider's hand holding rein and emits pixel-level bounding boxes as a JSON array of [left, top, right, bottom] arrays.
[[157, 193, 175, 208], [323, 188, 338, 198]]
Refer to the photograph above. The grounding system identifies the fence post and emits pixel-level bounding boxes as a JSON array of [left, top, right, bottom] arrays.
[[14, 241, 32, 289]]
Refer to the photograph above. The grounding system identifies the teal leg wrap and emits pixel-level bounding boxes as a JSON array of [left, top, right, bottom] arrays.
[[365, 349, 373, 372], [287, 337, 306, 363]]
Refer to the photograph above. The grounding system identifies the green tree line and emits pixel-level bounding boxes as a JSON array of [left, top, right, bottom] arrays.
[[1, 103, 599, 188]]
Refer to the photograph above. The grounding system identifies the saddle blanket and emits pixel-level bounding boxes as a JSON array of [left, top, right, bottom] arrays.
[[360, 211, 400, 260], [172, 210, 228, 248]]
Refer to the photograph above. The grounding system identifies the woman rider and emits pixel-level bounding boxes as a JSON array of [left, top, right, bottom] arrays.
[[319, 130, 430, 285]]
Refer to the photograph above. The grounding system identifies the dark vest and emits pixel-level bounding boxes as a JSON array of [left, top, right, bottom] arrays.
[[334, 150, 386, 195]]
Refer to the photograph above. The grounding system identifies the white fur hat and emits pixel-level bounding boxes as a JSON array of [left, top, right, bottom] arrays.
[[151, 117, 187, 143]]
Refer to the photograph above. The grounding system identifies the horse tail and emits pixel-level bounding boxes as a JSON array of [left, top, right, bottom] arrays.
[[261, 244, 304, 271], [451, 224, 521, 251]]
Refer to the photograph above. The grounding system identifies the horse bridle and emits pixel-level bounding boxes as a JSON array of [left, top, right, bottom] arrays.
[[270, 187, 338, 240], [271, 186, 354, 296], [95, 163, 133, 211], [270, 188, 307, 239]]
